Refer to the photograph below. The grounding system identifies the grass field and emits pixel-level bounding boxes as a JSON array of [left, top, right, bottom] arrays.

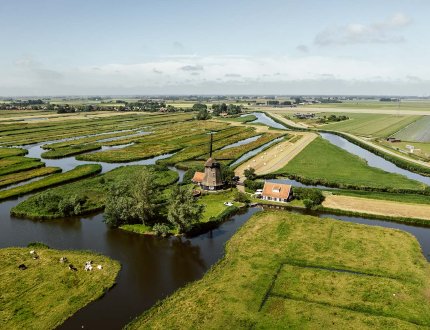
[[392, 116, 430, 142], [306, 100, 430, 111], [0, 156, 45, 176], [323, 194, 430, 221], [275, 137, 426, 191], [198, 190, 241, 222], [0, 164, 101, 201], [0, 167, 61, 189], [42, 144, 102, 159], [127, 210, 430, 329], [11, 166, 178, 219], [320, 113, 421, 137], [0, 147, 27, 158], [331, 189, 430, 205], [0, 246, 120, 329]]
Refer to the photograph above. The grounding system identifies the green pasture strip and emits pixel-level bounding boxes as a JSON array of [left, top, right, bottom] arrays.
[[275, 137, 426, 192], [0, 167, 61, 189], [0, 147, 27, 158], [0, 164, 101, 201], [213, 132, 285, 162], [41, 144, 102, 159], [0, 157, 45, 176]]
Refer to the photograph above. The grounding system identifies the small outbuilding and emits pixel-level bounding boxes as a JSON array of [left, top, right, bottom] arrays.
[[261, 182, 293, 203]]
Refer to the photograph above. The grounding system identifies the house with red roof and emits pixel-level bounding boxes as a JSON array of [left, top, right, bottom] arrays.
[[261, 182, 293, 203]]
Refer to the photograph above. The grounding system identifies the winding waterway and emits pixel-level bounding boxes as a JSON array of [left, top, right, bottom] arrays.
[[1, 117, 430, 328]]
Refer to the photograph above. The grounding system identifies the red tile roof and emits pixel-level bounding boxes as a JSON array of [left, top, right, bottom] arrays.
[[192, 171, 205, 183], [262, 182, 292, 199]]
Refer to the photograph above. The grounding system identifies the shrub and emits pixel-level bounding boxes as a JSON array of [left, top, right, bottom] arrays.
[[294, 187, 325, 209], [153, 223, 171, 237], [234, 191, 250, 204]]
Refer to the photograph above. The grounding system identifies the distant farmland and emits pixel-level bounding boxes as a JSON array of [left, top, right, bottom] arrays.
[[393, 116, 430, 142], [321, 113, 421, 138]]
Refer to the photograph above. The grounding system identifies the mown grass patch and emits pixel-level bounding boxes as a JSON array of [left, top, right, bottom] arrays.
[[127, 210, 430, 329], [198, 190, 242, 222], [331, 189, 430, 205], [275, 137, 426, 192], [0, 246, 120, 329], [321, 113, 421, 138], [0, 164, 101, 201]]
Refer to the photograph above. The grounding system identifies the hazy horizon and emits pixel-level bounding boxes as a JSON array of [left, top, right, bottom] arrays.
[[1, 0, 429, 97]]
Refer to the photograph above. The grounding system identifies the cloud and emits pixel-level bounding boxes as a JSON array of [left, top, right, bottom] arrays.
[[225, 73, 242, 78], [296, 45, 309, 53], [2, 54, 429, 96], [180, 65, 204, 72], [315, 13, 412, 46]]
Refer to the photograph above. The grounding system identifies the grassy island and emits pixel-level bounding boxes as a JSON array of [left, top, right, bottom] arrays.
[[0, 246, 120, 329], [128, 211, 430, 329]]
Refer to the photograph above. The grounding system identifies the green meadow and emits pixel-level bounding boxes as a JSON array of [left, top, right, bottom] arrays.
[[275, 137, 426, 191], [127, 210, 430, 329], [321, 113, 421, 137], [0, 246, 120, 329]]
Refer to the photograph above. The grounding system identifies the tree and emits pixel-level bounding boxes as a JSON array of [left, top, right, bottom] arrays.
[[221, 164, 236, 187], [167, 186, 204, 233], [131, 169, 157, 225], [244, 167, 257, 181], [104, 169, 158, 227], [192, 103, 207, 111], [196, 108, 210, 120], [104, 181, 135, 227], [233, 191, 250, 204]]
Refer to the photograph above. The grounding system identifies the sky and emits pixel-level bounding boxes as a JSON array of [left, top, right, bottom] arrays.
[[1, 0, 429, 96]]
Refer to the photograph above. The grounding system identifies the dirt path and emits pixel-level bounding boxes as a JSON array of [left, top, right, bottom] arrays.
[[323, 195, 430, 221], [235, 132, 317, 180]]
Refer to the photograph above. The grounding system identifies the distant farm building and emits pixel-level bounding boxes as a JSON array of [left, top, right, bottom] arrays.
[[387, 137, 401, 143], [294, 113, 315, 119], [261, 182, 293, 203]]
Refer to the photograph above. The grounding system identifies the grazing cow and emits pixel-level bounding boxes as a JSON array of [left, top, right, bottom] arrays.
[[69, 264, 78, 271], [84, 261, 93, 271], [18, 264, 27, 270], [59, 257, 68, 263]]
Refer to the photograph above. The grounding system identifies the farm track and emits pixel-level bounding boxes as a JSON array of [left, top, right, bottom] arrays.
[[323, 195, 430, 221], [235, 132, 318, 180]]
